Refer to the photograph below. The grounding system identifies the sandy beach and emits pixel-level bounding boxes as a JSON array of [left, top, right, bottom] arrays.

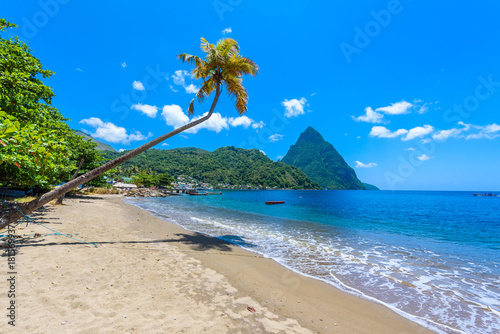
[[1, 194, 432, 333]]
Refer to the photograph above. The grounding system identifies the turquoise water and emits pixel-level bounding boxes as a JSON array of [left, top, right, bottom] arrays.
[[126, 190, 500, 333]]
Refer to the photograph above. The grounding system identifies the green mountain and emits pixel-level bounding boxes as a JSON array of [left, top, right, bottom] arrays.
[[281, 127, 365, 190], [362, 182, 380, 190], [75, 130, 116, 152], [103, 146, 320, 189]]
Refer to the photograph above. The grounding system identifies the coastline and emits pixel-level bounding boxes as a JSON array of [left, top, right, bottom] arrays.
[[3, 194, 432, 333]]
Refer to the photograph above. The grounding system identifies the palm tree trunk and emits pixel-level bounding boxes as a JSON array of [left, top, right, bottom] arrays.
[[0, 87, 221, 229], [56, 158, 85, 205]]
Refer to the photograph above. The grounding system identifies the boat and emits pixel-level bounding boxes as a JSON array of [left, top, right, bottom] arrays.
[[473, 193, 498, 197], [265, 201, 285, 205], [206, 191, 222, 195], [187, 190, 208, 196]]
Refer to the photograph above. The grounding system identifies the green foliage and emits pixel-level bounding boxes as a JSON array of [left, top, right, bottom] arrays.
[[0, 19, 104, 190], [103, 147, 320, 190], [362, 182, 380, 190], [132, 171, 173, 188], [281, 127, 366, 190]]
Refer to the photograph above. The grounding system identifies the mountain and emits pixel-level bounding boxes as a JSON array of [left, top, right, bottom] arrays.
[[281, 127, 365, 190], [102, 147, 320, 189], [362, 182, 380, 190], [75, 130, 116, 152]]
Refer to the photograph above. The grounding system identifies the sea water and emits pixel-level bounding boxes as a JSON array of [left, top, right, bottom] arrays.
[[126, 190, 500, 334]]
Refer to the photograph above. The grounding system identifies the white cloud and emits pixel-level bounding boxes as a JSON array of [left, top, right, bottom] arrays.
[[169, 85, 179, 93], [375, 100, 413, 115], [277, 155, 283, 160], [352, 107, 385, 124], [118, 148, 126, 152], [369, 126, 408, 139], [432, 128, 463, 141], [417, 154, 433, 161], [132, 81, 145, 91], [252, 121, 265, 130], [76, 67, 83, 72], [229, 116, 253, 128], [121, 62, 127, 68], [311, 92, 317, 96], [161, 143, 169, 147], [355, 161, 378, 168], [172, 70, 189, 86], [402, 125, 434, 141], [282, 98, 308, 118], [185, 112, 229, 134], [185, 83, 200, 94], [161, 104, 190, 129], [79, 117, 151, 144], [269, 133, 284, 142], [259, 150, 266, 156], [131, 103, 159, 118], [404, 147, 416, 151], [466, 123, 500, 140], [222, 27, 232, 35]]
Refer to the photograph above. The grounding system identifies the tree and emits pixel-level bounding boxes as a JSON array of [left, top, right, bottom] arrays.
[[1, 32, 258, 228], [0, 19, 76, 190]]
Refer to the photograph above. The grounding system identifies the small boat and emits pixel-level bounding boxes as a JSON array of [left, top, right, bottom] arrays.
[[473, 193, 497, 197], [187, 190, 208, 196], [265, 201, 285, 205], [206, 191, 222, 195]]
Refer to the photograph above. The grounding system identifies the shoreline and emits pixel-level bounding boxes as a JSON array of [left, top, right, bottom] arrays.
[[3, 194, 432, 333]]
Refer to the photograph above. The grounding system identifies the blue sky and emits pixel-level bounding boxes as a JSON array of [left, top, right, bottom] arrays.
[[3, 1, 500, 191]]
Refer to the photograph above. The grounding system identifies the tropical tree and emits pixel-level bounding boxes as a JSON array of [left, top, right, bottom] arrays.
[[1, 35, 258, 227]]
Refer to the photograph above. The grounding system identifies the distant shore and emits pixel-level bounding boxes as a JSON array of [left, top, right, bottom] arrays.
[[5, 194, 431, 333]]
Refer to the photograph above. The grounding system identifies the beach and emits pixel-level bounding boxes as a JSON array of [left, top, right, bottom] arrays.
[[2, 194, 431, 333]]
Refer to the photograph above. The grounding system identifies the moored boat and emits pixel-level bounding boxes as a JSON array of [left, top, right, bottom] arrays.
[[265, 201, 285, 205]]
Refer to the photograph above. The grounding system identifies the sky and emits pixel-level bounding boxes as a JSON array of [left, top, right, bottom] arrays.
[[2, 1, 500, 191]]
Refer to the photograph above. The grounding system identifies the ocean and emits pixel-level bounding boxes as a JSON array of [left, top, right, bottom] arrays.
[[125, 190, 500, 334]]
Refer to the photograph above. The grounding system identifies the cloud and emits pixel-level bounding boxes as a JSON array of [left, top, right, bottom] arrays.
[[185, 112, 229, 134], [269, 133, 284, 142], [369, 126, 408, 139], [172, 70, 190, 86], [132, 81, 145, 91], [229, 115, 253, 128], [277, 155, 283, 160], [432, 128, 464, 141], [375, 100, 413, 115], [311, 92, 317, 96], [222, 27, 232, 35], [131, 103, 159, 118], [79, 117, 151, 144], [118, 148, 126, 152], [259, 150, 266, 156], [121, 62, 127, 68], [417, 154, 433, 161], [185, 83, 200, 94], [466, 123, 500, 140], [404, 147, 416, 151], [161, 143, 169, 147], [76, 67, 83, 72], [161, 104, 190, 129], [282, 98, 308, 118], [355, 161, 378, 168], [352, 107, 385, 124], [252, 121, 265, 130], [169, 85, 179, 93], [402, 125, 434, 141]]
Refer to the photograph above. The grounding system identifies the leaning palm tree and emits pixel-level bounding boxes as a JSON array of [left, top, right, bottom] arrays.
[[0, 38, 258, 228]]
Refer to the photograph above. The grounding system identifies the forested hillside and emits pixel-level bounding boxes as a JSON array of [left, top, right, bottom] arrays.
[[103, 147, 320, 189]]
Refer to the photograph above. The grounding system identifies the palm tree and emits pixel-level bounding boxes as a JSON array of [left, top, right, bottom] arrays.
[[0, 38, 258, 228]]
